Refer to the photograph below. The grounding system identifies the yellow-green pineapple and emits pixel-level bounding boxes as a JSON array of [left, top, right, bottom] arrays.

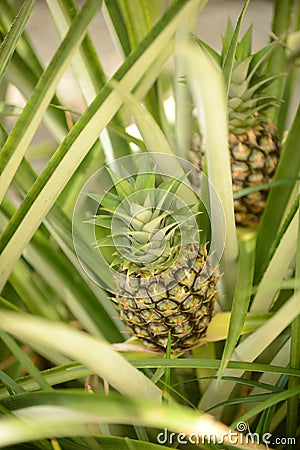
[[190, 22, 282, 226], [93, 168, 220, 353]]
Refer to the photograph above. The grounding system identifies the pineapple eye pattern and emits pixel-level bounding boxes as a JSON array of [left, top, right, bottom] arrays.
[[73, 153, 226, 352], [189, 23, 283, 227]]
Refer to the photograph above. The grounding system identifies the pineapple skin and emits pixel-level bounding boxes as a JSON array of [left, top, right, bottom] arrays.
[[230, 122, 282, 226], [113, 244, 219, 353], [189, 21, 284, 227], [93, 163, 222, 353], [190, 122, 282, 227]]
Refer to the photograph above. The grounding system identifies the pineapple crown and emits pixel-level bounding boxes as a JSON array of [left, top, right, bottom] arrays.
[[90, 166, 199, 277], [194, 20, 283, 133]]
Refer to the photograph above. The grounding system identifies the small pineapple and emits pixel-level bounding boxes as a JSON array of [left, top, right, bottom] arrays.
[[190, 23, 282, 226], [92, 166, 219, 353]]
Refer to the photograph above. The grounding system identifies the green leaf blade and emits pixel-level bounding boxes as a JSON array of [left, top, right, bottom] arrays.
[[0, 0, 36, 85], [218, 232, 256, 380]]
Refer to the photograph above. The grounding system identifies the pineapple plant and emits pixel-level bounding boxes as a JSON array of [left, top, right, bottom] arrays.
[[89, 160, 220, 353], [189, 22, 283, 226], [1, 1, 300, 449]]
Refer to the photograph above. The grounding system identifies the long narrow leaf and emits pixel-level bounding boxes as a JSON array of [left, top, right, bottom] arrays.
[[218, 232, 256, 379], [0, 0, 102, 203], [180, 41, 238, 307], [103, 0, 131, 56], [0, 0, 43, 78], [0, 332, 51, 391], [0, 371, 25, 396], [251, 204, 298, 313], [109, 80, 174, 155], [266, 0, 293, 122], [118, 0, 151, 49], [131, 359, 300, 378], [231, 384, 300, 430], [174, 17, 197, 159], [1, 196, 121, 341], [0, 0, 203, 292], [0, 390, 252, 450], [2, 357, 299, 402], [199, 290, 300, 417], [0, 311, 162, 401], [47, 0, 131, 164], [0, 0, 36, 84], [109, 79, 198, 209], [287, 192, 300, 443], [255, 100, 300, 281], [222, 0, 251, 95], [0, 362, 92, 400], [6, 52, 69, 143]]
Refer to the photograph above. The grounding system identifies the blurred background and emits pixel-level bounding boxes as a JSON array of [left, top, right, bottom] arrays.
[[6, 0, 294, 151], [6, 0, 274, 110]]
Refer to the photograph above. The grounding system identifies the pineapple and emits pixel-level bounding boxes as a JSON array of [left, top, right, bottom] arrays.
[[91, 164, 220, 353], [189, 23, 282, 226]]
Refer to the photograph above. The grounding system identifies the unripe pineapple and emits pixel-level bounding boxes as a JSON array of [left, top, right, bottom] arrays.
[[189, 23, 282, 226], [93, 167, 220, 353]]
